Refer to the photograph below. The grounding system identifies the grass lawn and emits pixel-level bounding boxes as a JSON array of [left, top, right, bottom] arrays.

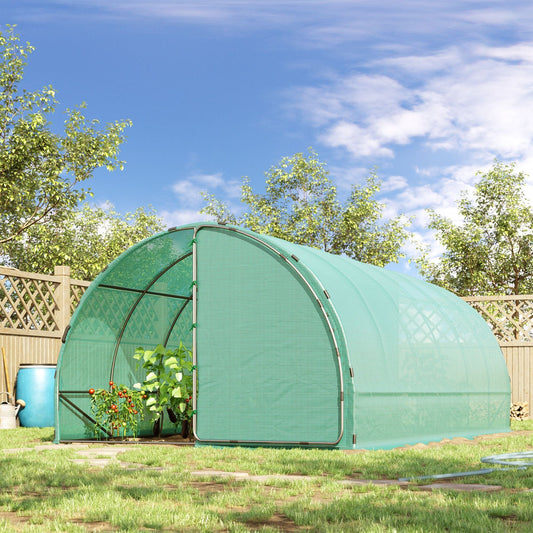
[[0, 422, 532, 532]]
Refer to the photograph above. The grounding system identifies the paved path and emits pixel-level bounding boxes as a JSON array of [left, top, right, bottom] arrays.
[[2, 444, 507, 492]]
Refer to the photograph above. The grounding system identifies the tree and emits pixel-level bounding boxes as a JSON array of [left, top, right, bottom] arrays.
[[4, 203, 164, 280], [201, 149, 411, 267], [418, 161, 533, 295], [0, 25, 132, 247]]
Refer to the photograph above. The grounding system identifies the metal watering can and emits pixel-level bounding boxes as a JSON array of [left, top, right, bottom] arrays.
[[0, 392, 23, 429]]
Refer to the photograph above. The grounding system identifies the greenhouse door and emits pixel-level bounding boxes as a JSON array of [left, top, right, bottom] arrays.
[[193, 226, 342, 445]]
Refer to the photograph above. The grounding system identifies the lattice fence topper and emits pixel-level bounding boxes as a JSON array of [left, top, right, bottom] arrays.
[[70, 283, 88, 315], [0, 271, 60, 331], [464, 295, 533, 343]]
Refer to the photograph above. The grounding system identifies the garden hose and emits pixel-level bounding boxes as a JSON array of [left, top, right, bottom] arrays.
[[399, 451, 532, 482], [481, 451, 533, 468]]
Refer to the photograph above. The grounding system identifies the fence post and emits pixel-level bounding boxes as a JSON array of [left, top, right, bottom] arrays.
[[54, 266, 71, 336]]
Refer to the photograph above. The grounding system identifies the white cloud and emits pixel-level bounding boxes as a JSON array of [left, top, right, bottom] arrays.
[[159, 208, 215, 229], [320, 121, 394, 158], [381, 175, 408, 193], [160, 172, 243, 228], [293, 42, 533, 168], [16, 1, 531, 51], [293, 37, 533, 261], [170, 172, 241, 209], [458, 7, 523, 26], [376, 48, 463, 75]]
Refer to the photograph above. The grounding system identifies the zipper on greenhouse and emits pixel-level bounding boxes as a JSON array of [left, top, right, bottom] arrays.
[[349, 367, 354, 378]]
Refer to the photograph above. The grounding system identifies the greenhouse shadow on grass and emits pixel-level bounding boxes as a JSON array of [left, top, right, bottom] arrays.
[[55, 222, 511, 449]]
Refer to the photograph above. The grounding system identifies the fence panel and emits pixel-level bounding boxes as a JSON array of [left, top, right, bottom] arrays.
[[0, 266, 89, 397], [500, 345, 532, 411], [464, 295, 533, 417]]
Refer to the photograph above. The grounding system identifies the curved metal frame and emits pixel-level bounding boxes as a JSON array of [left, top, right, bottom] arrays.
[[192, 224, 345, 447], [109, 251, 193, 381]]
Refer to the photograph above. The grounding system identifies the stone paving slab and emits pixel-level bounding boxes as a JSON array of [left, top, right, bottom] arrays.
[[190, 470, 409, 487], [189, 470, 503, 492], [418, 482, 503, 492]]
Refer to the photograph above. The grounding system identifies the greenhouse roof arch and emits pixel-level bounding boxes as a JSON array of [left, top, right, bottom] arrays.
[[55, 222, 511, 449]]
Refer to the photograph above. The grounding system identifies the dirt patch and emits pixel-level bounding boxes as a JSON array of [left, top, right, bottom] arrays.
[[492, 513, 519, 523], [243, 511, 305, 532], [0, 510, 30, 528], [129, 433, 195, 445], [0, 512, 116, 533], [69, 518, 118, 531], [56, 433, 195, 447], [190, 481, 237, 494]]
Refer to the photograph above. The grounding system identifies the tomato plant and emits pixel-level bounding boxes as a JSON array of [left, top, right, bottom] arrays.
[[133, 342, 195, 437], [89, 384, 145, 438]]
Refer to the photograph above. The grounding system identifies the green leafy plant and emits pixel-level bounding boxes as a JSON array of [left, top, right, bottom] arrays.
[[89, 382, 145, 438], [133, 342, 194, 437]]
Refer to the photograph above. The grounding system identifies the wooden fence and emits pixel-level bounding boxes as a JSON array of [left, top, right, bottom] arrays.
[[1, 265, 532, 417], [0, 265, 89, 398], [462, 295, 533, 414]]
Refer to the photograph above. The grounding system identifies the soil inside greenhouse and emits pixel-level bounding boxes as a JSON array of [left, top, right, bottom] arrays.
[[61, 433, 195, 445]]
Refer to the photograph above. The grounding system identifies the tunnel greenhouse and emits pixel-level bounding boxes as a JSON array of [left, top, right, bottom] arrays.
[[54, 222, 511, 449]]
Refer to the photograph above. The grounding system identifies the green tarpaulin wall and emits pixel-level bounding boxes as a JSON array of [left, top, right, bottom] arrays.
[[55, 223, 511, 449]]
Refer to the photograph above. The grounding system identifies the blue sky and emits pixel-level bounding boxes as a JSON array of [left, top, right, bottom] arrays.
[[4, 1, 533, 273]]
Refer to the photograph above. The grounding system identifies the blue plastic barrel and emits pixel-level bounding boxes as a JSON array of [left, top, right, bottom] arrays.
[[16, 365, 56, 427]]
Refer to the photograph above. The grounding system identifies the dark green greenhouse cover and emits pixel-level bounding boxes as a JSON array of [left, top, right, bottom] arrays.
[[55, 222, 511, 449]]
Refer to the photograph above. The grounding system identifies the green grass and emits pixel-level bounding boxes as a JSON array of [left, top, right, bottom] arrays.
[[0, 423, 532, 531], [0, 427, 54, 450]]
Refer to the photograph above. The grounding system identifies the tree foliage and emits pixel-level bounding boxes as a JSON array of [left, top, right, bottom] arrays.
[[201, 149, 411, 267], [0, 25, 132, 246], [4, 203, 164, 280], [419, 161, 533, 295]]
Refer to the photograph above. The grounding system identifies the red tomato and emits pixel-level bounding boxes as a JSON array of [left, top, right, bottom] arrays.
[[88, 388, 95, 395], [109, 381, 114, 386]]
